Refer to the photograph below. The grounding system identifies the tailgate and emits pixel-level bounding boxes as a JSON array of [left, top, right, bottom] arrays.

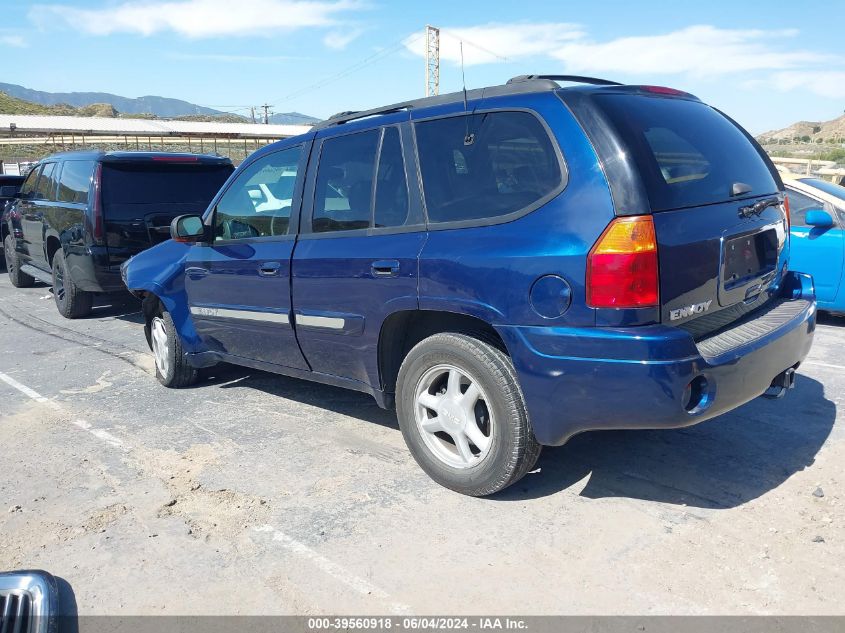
[[100, 161, 231, 266], [579, 89, 787, 337], [653, 200, 787, 338]]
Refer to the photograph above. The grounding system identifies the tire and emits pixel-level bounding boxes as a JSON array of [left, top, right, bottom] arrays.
[[52, 249, 92, 319], [396, 332, 541, 496], [4, 234, 35, 288], [149, 307, 198, 388]]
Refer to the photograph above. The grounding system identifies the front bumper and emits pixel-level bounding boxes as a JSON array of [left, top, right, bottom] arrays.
[[497, 272, 817, 446]]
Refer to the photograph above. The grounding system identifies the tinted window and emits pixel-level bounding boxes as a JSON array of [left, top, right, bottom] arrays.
[[798, 178, 845, 203], [215, 146, 302, 240], [415, 111, 562, 224], [593, 95, 778, 212], [18, 166, 41, 197], [787, 188, 826, 226], [374, 127, 410, 228], [57, 160, 94, 204], [102, 163, 232, 209], [33, 163, 56, 200], [313, 130, 379, 233]]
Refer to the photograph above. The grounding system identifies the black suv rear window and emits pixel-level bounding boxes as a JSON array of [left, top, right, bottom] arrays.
[[415, 111, 563, 224], [593, 95, 778, 212], [102, 163, 232, 207]]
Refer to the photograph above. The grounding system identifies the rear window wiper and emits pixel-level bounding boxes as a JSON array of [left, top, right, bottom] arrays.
[[738, 196, 781, 219]]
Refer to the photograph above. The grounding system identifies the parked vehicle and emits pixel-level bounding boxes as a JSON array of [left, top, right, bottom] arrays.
[[2, 152, 233, 318], [123, 75, 816, 496], [784, 177, 845, 314], [0, 175, 25, 270]]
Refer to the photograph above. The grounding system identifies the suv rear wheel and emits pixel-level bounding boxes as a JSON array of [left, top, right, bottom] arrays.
[[4, 235, 35, 288], [396, 332, 541, 496], [52, 249, 92, 318], [150, 308, 198, 388]]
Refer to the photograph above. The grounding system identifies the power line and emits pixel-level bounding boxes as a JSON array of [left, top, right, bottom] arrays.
[[265, 32, 424, 107]]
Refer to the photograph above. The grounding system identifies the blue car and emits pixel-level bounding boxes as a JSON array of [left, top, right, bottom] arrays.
[[784, 177, 845, 314], [123, 75, 816, 496]]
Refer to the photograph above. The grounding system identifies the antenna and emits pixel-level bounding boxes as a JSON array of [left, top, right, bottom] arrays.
[[460, 41, 474, 146]]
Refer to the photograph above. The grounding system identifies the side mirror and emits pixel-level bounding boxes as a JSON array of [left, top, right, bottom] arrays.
[[170, 214, 207, 243], [805, 209, 834, 228]]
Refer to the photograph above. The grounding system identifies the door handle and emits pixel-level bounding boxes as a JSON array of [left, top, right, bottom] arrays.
[[371, 259, 400, 278], [259, 262, 282, 276]]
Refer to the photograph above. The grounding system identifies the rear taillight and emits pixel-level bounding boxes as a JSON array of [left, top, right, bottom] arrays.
[[783, 194, 791, 229], [91, 162, 104, 244], [587, 215, 659, 309]]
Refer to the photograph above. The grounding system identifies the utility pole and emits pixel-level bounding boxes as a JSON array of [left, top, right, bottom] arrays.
[[250, 106, 256, 124], [425, 25, 440, 97], [261, 103, 272, 124]]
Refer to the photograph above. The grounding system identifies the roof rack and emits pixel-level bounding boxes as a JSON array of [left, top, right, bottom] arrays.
[[315, 103, 415, 130], [507, 74, 622, 87]]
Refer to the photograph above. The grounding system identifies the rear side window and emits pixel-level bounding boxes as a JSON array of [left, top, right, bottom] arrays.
[[33, 162, 56, 200], [374, 127, 410, 228], [101, 163, 232, 212], [415, 111, 563, 224], [57, 160, 94, 204], [19, 166, 41, 197], [313, 130, 379, 233], [593, 95, 778, 212]]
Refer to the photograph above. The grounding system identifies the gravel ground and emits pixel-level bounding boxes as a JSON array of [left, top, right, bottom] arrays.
[[0, 276, 843, 615]]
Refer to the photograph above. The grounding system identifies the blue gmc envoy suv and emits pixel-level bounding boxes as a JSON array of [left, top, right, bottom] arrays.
[[122, 75, 816, 496]]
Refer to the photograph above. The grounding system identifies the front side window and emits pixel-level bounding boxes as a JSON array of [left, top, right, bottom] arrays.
[[313, 130, 379, 233], [57, 160, 95, 204], [787, 188, 827, 227], [33, 163, 56, 200], [415, 111, 563, 224], [214, 146, 303, 241]]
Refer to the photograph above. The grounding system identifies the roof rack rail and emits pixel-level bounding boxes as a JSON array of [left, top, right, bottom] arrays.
[[315, 103, 414, 130], [507, 74, 622, 87]]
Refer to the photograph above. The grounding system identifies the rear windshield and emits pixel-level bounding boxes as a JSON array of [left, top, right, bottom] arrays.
[[593, 95, 778, 212], [101, 163, 232, 206], [798, 178, 845, 202]]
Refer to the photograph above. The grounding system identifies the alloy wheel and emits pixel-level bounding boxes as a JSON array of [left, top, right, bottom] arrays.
[[414, 364, 494, 469]]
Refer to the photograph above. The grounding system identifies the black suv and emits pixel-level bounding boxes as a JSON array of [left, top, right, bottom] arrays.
[[2, 151, 233, 318]]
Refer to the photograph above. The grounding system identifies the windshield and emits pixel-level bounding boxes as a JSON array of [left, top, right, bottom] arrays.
[[798, 178, 845, 203], [593, 94, 779, 212]]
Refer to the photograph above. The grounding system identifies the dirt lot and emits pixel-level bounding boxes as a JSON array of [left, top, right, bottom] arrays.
[[0, 276, 843, 615]]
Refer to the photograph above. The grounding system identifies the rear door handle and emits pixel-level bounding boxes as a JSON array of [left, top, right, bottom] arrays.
[[259, 262, 282, 276], [371, 259, 400, 278]]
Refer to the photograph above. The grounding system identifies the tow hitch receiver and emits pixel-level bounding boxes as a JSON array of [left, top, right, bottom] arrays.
[[763, 367, 797, 399]]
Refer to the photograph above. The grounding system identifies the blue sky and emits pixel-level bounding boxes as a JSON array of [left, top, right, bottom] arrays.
[[2, 0, 844, 133]]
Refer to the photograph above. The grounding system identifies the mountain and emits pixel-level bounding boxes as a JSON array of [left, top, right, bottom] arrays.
[[0, 82, 319, 125], [0, 91, 118, 117], [0, 82, 224, 118], [758, 114, 845, 143], [269, 112, 320, 125]]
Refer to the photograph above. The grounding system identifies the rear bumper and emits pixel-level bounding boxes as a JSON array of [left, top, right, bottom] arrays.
[[65, 245, 126, 293], [497, 272, 817, 446]]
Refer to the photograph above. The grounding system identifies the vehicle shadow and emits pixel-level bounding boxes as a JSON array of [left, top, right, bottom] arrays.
[[497, 374, 835, 507], [203, 364, 401, 432], [818, 312, 845, 327], [201, 365, 835, 508]]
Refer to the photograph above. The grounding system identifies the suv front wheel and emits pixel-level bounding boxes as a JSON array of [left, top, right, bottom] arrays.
[[396, 332, 541, 496], [52, 249, 92, 318], [150, 308, 198, 388]]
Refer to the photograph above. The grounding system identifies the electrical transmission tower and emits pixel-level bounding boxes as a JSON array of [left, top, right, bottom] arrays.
[[425, 25, 440, 97]]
